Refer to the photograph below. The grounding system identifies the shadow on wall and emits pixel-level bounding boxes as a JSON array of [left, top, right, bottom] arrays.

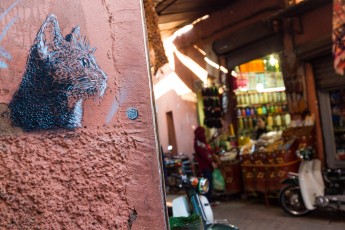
[[173, 52, 205, 92], [0, 103, 22, 135]]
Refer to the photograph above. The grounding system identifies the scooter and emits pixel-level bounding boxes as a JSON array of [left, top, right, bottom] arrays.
[[164, 145, 194, 193], [279, 146, 345, 216], [171, 174, 239, 229]]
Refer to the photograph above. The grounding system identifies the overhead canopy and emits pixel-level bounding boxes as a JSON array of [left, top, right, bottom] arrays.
[[153, 0, 235, 38]]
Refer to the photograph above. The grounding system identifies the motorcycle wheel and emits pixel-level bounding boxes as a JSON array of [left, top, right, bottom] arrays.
[[279, 185, 311, 217]]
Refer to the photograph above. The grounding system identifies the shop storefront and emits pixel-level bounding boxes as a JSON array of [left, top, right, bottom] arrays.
[[177, 0, 335, 199], [199, 11, 318, 197], [233, 53, 290, 140], [311, 54, 345, 168]]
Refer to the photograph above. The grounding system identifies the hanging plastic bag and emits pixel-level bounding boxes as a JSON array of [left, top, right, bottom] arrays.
[[212, 168, 225, 191]]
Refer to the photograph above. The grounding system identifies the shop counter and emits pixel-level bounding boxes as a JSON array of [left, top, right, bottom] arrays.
[[220, 159, 243, 195]]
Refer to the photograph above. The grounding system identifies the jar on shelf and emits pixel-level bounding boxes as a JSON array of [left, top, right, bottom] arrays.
[[237, 95, 242, 105], [242, 108, 246, 116], [285, 114, 291, 126], [275, 115, 282, 126], [276, 92, 281, 102], [254, 93, 259, 104], [237, 108, 242, 117], [268, 92, 273, 102], [238, 118, 244, 130], [245, 94, 250, 104], [281, 92, 287, 101], [243, 118, 248, 129], [269, 105, 275, 114], [263, 93, 268, 103], [250, 94, 255, 105], [248, 117, 253, 129], [267, 115, 274, 127], [257, 107, 263, 115], [250, 108, 255, 116], [259, 93, 264, 104]]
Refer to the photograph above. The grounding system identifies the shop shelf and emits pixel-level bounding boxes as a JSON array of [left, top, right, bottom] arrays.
[[236, 102, 288, 107]]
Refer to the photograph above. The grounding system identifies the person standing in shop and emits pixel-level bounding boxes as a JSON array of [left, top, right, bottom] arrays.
[[194, 126, 217, 203], [254, 116, 270, 140]]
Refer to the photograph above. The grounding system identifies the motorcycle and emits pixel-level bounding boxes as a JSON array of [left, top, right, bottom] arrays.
[[171, 174, 239, 229], [279, 146, 345, 216], [164, 145, 194, 193]]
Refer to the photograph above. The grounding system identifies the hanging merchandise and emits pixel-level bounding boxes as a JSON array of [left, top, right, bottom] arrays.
[[202, 86, 223, 129], [333, 0, 345, 75]]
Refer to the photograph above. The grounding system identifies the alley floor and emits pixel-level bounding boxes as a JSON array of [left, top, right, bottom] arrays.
[[166, 194, 345, 230], [212, 198, 345, 230]]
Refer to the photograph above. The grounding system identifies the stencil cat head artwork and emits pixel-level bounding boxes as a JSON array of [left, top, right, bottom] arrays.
[[9, 14, 107, 131]]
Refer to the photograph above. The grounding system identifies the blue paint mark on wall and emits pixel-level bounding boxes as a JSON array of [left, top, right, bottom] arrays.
[[0, 17, 18, 42], [0, 61, 8, 69], [0, 0, 22, 21], [0, 47, 11, 60], [106, 90, 128, 124], [0, 0, 22, 69]]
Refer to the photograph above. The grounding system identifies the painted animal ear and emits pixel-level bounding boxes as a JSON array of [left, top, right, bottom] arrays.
[[65, 26, 80, 43], [34, 14, 64, 59]]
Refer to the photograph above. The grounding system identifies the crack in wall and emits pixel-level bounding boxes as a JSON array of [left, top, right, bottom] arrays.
[[127, 208, 137, 229]]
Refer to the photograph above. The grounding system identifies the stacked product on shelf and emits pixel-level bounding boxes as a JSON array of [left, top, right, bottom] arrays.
[[232, 54, 291, 139], [202, 86, 222, 128], [235, 90, 291, 136]]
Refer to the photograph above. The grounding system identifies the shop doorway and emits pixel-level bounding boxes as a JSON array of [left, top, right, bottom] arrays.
[[166, 111, 177, 155]]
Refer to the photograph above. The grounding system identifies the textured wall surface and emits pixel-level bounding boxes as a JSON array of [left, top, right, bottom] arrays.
[[0, 0, 166, 229]]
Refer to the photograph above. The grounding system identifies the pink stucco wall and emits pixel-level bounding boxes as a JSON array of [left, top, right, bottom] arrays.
[[156, 89, 198, 157], [0, 0, 166, 229], [154, 46, 203, 157]]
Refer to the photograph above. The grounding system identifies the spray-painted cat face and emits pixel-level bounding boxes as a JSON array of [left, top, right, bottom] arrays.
[[9, 14, 108, 131], [34, 14, 107, 101]]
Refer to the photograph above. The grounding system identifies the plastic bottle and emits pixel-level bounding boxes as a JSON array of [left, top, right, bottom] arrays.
[[270, 105, 275, 114], [257, 107, 263, 115], [275, 105, 280, 113], [242, 108, 246, 117], [246, 107, 251, 116], [237, 108, 242, 117]]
